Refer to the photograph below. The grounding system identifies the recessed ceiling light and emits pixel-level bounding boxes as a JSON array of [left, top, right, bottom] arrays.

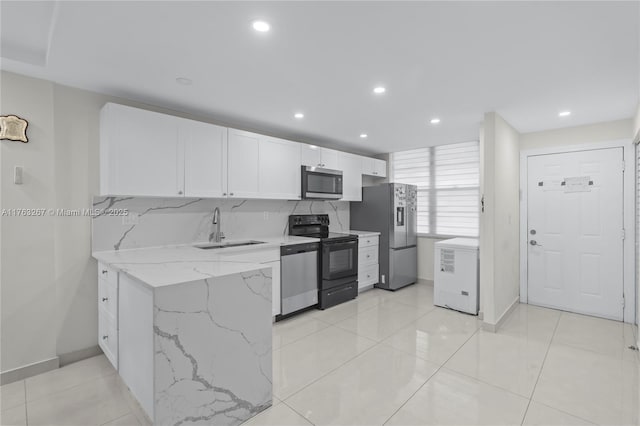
[[558, 110, 571, 117], [175, 77, 192, 86], [360, 134, 368, 138], [294, 113, 304, 119], [252, 20, 270, 32], [373, 86, 386, 94], [430, 118, 441, 124]]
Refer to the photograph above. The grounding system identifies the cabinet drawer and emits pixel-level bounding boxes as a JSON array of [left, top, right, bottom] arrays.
[[358, 245, 378, 266], [99, 310, 118, 369], [359, 235, 378, 249], [98, 278, 118, 320], [358, 264, 379, 288], [98, 262, 118, 288]]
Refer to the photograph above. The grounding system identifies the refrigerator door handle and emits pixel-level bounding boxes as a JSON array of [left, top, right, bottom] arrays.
[[396, 207, 404, 226]]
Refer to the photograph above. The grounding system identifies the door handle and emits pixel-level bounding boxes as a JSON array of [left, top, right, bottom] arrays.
[[529, 240, 543, 247]]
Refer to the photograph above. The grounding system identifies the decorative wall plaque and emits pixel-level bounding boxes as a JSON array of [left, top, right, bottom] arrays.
[[0, 115, 29, 143]]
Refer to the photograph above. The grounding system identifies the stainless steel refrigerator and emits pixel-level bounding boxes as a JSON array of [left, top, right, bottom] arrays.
[[350, 183, 418, 290]]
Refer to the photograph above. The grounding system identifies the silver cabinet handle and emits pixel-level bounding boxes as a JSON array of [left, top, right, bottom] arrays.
[[102, 335, 108, 340], [230, 192, 234, 196], [102, 297, 108, 302], [101, 270, 108, 275], [223, 193, 227, 196], [178, 190, 183, 195]]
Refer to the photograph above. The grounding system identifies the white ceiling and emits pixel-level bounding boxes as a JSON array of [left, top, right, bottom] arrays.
[[1, 1, 638, 155]]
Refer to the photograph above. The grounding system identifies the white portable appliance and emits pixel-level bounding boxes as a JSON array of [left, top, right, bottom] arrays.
[[434, 238, 479, 315]]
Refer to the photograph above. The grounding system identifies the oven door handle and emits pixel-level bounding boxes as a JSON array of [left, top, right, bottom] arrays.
[[323, 240, 357, 248]]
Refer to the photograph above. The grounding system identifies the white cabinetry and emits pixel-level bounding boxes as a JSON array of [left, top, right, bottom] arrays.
[[100, 103, 181, 196], [183, 119, 227, 198], [100, 103, 228, 197], [356, 234, 380, 291], [338, 152, 363, 202], [97, 262, 119, 369], [259, 137, 302, 200], [301, 145, 339, 169], [362, 157, 387, 178], [227, 129, 260, 198]]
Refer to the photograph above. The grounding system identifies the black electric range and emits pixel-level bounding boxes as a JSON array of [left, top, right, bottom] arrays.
[[289, 214, 358, 309]]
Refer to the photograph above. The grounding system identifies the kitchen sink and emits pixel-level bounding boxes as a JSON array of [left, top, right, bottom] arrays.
[[195, 240, 266, 250]]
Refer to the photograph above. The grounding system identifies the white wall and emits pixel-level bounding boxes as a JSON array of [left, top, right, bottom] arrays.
[[1, 72, 58, 373], [417, 237, 443, 281], [480, 112, 520, 327], [520, 118, 632, 150]]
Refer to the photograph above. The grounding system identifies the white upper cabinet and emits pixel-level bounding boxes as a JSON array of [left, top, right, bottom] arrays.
[[227, 129, 260, 198], [182, 119, 227, 198], [101, 103, 385, 200], [100, 103, 181, 196], [362, 157, 387, 178], [259, 137, 302, 200], [338, 152, 363, 202], [301, 145, 339, 169]]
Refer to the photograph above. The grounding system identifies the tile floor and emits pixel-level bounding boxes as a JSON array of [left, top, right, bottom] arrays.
[[1, 280, 638, 425]]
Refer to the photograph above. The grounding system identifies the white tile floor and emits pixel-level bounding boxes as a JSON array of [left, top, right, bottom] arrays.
[[1, 280, 638, 425]]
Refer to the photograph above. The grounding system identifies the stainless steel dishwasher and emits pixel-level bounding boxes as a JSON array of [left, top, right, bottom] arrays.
[[280, 242, 320, 316]]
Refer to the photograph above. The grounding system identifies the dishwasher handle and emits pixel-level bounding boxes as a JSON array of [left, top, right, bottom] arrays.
[[281, 242, 321, 256]]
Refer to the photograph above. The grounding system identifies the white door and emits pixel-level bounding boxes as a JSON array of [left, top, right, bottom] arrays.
[[527, 148, 624, 320], [182, 120, 227, 198], [227, 129, 260, 198], [259, 137, 301, 200]]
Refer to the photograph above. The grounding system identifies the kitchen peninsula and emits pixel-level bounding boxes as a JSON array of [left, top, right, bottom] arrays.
[[93, 243, 286, 425]]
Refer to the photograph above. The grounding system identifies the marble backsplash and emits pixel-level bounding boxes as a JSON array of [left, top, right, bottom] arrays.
[[91, 196, 350, 252]]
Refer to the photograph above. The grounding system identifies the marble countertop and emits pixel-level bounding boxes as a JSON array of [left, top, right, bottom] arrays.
[[93, 235, 320, 288], [348, 229, 381, 237]]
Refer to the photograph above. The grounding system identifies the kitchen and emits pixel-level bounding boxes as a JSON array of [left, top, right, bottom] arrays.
[[1, 2, 639, 426]]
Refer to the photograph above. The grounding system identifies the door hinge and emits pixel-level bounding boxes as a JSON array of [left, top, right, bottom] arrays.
[[622, 294, 625, 308], [621, 228, 626, 240]]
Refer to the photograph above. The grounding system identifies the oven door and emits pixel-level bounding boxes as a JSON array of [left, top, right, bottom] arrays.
[[322, 239, 358, 281], [302, 166, 343, 200]]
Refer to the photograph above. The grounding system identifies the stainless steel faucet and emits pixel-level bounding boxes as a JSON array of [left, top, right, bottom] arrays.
[[210, 207, 225, 243]]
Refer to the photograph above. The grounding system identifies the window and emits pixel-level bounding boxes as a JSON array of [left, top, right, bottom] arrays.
[[392, 141, 479, 237]]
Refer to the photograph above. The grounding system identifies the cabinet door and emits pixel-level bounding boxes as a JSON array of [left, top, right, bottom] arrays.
[[259, 138, 301, 200], [373, 159, 387, 178], [266, 260, 281, 316], [301, 145, 322, 167], [361, 157, 375, 175], [337, 152, 363, 201], [320, 148, 339, 169], [101, 103, 182, 196], [182, 120, 228, 198], [227, 129, 260, 198]]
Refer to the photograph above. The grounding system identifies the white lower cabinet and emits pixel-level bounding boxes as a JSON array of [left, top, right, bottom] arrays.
[[357, 235, 379, 290], [97, 262, 119, 369]]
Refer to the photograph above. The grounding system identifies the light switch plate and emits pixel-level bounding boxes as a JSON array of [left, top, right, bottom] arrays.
[[14, 166, 23, 184]]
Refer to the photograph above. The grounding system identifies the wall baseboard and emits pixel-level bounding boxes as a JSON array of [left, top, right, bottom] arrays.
[[1, 357, 59, 385], [0, 346, 104, 385], [482, 297, 519, 333], [59, 345, 103, 367]]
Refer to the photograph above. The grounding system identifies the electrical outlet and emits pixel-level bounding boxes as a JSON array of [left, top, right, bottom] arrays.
[[122, 212, 139, 225]]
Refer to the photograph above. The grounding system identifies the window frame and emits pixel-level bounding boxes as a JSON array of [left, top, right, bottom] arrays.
[[391, 142, 480, 239]]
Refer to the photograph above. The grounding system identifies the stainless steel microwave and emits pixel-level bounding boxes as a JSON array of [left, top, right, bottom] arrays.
[[301, 166, 343, 200]]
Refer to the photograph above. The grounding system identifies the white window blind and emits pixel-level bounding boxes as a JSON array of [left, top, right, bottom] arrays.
[[392, 141, 479, 237]]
